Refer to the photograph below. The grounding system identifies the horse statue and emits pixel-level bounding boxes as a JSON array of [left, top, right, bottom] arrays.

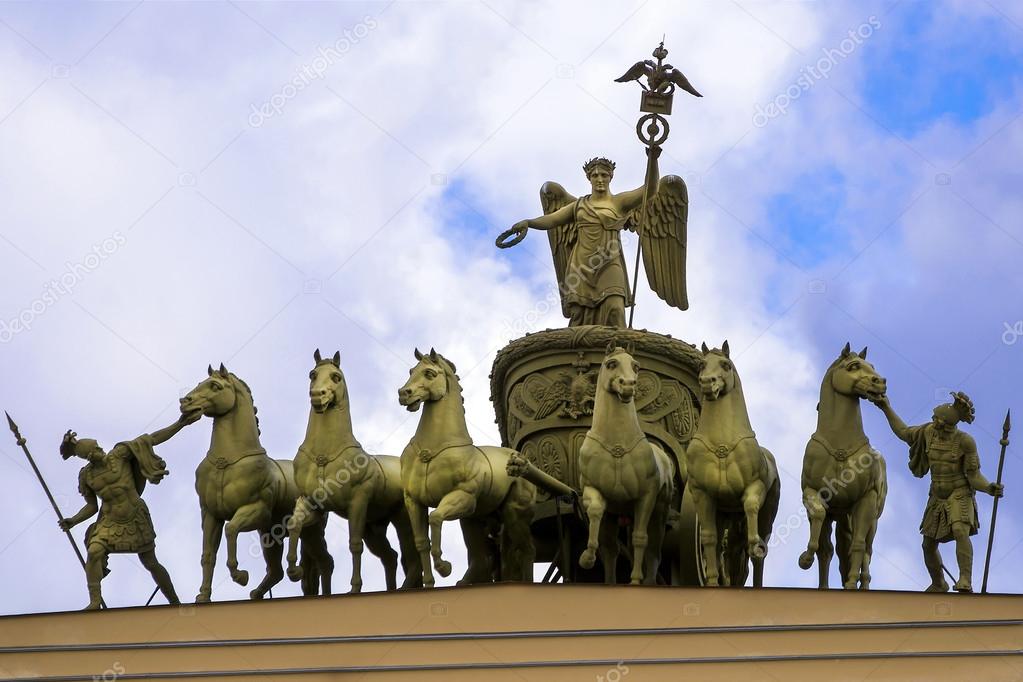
[[285, 349, 421, 592], [180, 364, 332, 602], [685, 341, 780, 587], [577, 342, 674, 585], [398, 348, 536, 588], [799, 343, 888, 590]]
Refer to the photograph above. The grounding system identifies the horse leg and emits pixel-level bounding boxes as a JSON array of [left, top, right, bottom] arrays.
[[392, 507, 423, 589], [250, 531, 285, 599], [499, 478, 536, 582], [643, 497, 668, 585], [742, 480, 768, 560], [817, 517, 835, 590], [301, 513, 333, 596], [630, 491, 658, 585], [579, 485, 606, 571], [428, 489, 477, 579], [799, 487, 826, 572], [459, 517, 492, 585], [285, 495, 317, 582], [844, 490, 878, 590], [363, 521, 399, 590], [861, 514, 877, 590], [346, 492, 373, 593], [689, 485, 720, 586], [224, 502, 271, 587], [835, 514, 852, 589], [404, 493, 434, 588], [597, 515, 619, 584], [197, 508, 222, 603]]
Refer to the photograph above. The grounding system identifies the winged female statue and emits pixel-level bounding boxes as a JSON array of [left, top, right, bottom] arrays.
[[497, 146, 689, 328]]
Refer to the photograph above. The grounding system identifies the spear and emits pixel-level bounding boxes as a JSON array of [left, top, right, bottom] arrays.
[[5, 412, 106, 609], [981, 409, 1010, 594]]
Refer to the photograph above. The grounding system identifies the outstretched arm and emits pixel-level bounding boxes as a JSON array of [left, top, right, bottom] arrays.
[[512, 202, 576, 233], [871, 394, 912, 443], [149, 412, 200, 446], [616, 146, 661, 214]]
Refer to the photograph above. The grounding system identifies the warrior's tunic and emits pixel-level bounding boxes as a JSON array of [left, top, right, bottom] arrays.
[[78, 435, 168, 554], [906, 424, 980, 543], [563, 196, 632, 327]]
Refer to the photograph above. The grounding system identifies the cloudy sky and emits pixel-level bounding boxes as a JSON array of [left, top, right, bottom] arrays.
[[1, 0, 1021, 614]]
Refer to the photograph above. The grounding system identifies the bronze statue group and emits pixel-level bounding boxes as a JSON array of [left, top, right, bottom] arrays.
[[22, 43, 1008, 610], [46, 335, 1004, 610]]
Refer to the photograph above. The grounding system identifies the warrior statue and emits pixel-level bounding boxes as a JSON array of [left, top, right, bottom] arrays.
[[498, 147, 689, 328], [57, 414, 197, 609], [872, 391, 1004, 592]]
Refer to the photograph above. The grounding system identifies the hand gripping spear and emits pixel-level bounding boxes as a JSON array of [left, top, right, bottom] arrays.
[[981, 409, 1011, 594], [5, 412, 107, 609]]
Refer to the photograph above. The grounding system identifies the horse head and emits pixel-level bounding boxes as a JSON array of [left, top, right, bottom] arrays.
[[828, 343, 886, 402], [309, 348, 346, 413], [398, 348, 459, 412], [600, 341, 639, 403], [698, 341, 736, 401], [180, 363, 240, 419]]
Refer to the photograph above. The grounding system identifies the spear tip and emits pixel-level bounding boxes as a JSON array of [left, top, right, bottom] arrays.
[[5, 411, 16, 433], [1004, 409, 1012, 433]]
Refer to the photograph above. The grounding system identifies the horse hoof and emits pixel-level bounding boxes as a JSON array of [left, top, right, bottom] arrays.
[[579, 550, 596, 570], [249, 589, 264, 600], [349, 584, 363, 594], [798, 551, 815, 570], [435, 560, 452, 578], [231, 570, 249, 586], [843, 581, 858, 590], [287, 565, 303, 582], [859, 582, 870, 591], [749, 540, 767, 560], [195, 592, 211, 603]]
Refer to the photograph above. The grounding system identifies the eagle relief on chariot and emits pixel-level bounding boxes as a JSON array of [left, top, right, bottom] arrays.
[[7, 42, 1011, 614]]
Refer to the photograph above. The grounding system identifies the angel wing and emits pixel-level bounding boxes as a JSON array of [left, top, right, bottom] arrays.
[[539, 181, 578, 317], [624, 175, 689, 311]]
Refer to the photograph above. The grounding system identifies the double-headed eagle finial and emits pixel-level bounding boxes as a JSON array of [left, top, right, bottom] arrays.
[[615, 41, 702, 98]]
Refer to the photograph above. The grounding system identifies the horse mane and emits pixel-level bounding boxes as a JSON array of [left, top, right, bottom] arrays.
[[227, 372, 261, 435]]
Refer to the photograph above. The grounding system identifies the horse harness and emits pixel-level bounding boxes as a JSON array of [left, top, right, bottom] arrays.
[[584, 431, 646, 459], [206, 447, 268, 510], [810, 433, 869, 463], [410, 439, 474, 464], [298, 443, 364, 485], [691, 433, 756, 459], [408, 439, 497, 501]]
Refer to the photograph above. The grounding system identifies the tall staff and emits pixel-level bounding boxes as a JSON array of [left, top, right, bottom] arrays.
[[5, 412, 106, 609], [615, 40, 701, 328], [981, 409, 1011, 594]]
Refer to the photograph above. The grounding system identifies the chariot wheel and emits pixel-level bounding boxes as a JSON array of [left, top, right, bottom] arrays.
[[676, 483, 706, 586]]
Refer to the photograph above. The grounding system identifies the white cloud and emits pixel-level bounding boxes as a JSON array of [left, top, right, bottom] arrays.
[[1, 1, 1020, 612]]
